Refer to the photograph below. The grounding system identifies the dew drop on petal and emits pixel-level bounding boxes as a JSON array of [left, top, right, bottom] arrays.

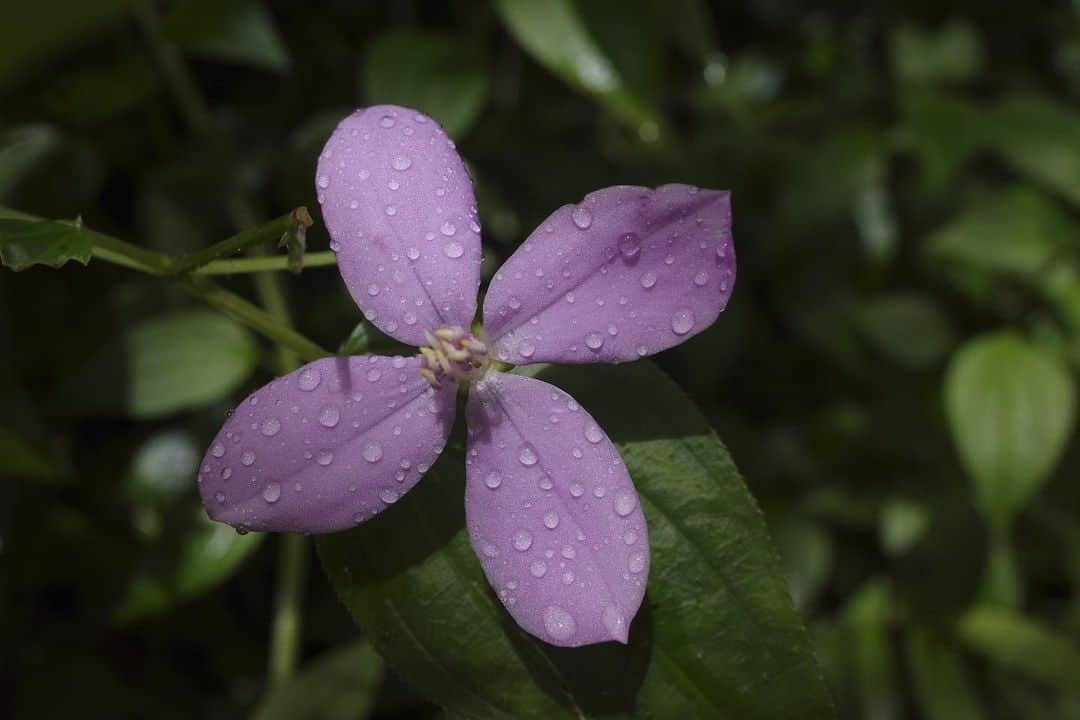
[[261, 418, 281, 437], [215, 491, 226, 504], [585, 331, 604, 351], [298, 368, 321, 391], [240, 450, 256, 466], [518, 340, 535, 359], [518, 443, 538, 466], [485, 472, 502, 490], [316, 174, 330, 188], [640, 271, 657, 289], [671, 308, 695, 335], [380, 487, 400, 504], [440, 221, 457, 236], [211, 442, 226, 458], [313, 403, 339, 428], [513, 530, 533, 551], [379, 115, 395, 128], [603, 605, 627, 640], [392, 155, 412, 171], [618, 232, 641, 258], [543, 510, 560, 529], [543, 606, 576, 641], [316, 449, 334, 466], [406, 246, 420, 261], [444, 241, 464, 258], [629, 550, 647, 573], [569, 482, 585, 498], [585, 425, 603, 444], [363, 442, 384, 463], [530, 560, 547, 577], [694, 271, 709, 286], [263, 482, 281, 503], [614, 491, 637, 517], [571, 206, 593, 229]]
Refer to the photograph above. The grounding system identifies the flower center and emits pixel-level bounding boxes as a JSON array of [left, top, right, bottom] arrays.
[[419, 326, 490, 389]]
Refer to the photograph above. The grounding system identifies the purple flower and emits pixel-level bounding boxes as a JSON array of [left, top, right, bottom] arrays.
[[198, 105, 735, 647]]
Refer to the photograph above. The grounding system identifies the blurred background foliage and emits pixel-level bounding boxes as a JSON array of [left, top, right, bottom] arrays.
[[2, 0, 1080, 718]]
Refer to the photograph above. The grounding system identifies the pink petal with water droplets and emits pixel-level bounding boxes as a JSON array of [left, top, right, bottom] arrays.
[[316, 105, 481, 344], [197, 355, 455, 534], [464, 371, 649, 646], [483, 184, 734, 364]]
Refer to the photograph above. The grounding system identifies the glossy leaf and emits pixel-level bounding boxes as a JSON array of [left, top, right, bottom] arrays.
[[164, 0, 291, 72], [958, 606, 1080, 695], [363, 30, 491, 137], [319, 360, 833, 719], [0, 217, 94, 270], [944, 332, 1076, 527], [493, 0, 660, 132], [114, 504, 264, 622], [253, 642, 384, 720], [986, 94, 1080, 207], [853, 293, 954, 369], [62, 309, 259, 418]]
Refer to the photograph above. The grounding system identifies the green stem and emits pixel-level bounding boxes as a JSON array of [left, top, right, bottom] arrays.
[[133, 1, 212, 136], [195, 251, 337, 275], [169, 208, 313, 275], [269, 533, 308, 686]]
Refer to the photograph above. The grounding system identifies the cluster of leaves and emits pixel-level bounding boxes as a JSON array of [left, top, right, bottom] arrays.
[[2, 1, 1080, 718]]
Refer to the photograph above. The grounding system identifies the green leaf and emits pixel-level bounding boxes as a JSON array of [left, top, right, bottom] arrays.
[[891, 20, 983, 85], [164, 0, 291, 72], [853, 293, 954, 369], [493, 0, 661, 133], [252, 642, 384, 720], [0, 218, 94, 270], [844, 581, 900, 720], [958, 606, 1080, 695], [114, 504, 264, 622], [904, 628, 982, 720], [363, 30, 491, 138], [944, 332, 1076, 527], [878, 498, 930, 556], [0, 125, 62, 199], [318, 360, 833, 719], [338, 321, 370, 356], [768, 510, 833, 611], [927, 186, 1078, 278], [62, 309, 259, 418], [900, 91, 986, 190], [986, 94, 1080, 207]]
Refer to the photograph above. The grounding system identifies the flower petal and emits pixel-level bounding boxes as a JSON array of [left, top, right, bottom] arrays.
[[464, 371, 649, 646], [197, 355, 455, 533], [316, 105, 482, 344], [483, 184, 734, 364]]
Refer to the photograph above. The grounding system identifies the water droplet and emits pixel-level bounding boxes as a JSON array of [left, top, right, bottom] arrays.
[[319, 405, 340, 428], [694, 271, 709, 286], [406, 247, 420, 260], [444, 241, 464, 258], [482, 542, 498, 558], [585, 331, 604, 351], [403, 311, 417, 325], [594, 485, 606, 498], [569, 482, 584, 498], [240, 450, 256, 466], [530, 560, 548, 577], [379, 115, 395, 128], [508, 295, 522, 310], [485, 472, 502, 489], [571, 206, 593, 229], [636, 344, 648, 357], [380, 488, 399, 504], [317, 174, 330, 188], [629, 550, 647, 573], [385, 205, 397, 216], [220, 467, 232, 480], [440, 221, 457, 236], [316, 450, 334, 466], [513, 530, 533, 551], [261, 418, 281, 437], [543, 510, 560, 529], [561, 570, 575, 585], [585, 425, 602, 444], [603, 605, 627, 641], [543, 605, 576, 641], [263, 482, 281, 503], [298, 368, 321, 391], [618, 232, 641, 258], [671, 308, 695, 335], [363, 442, 384, 463], [367, 369, 382, 382], [211, 442, 226, 458], [624, 530, 638, 545], [564, 292, 576, 304], [392, 155, 412, 171], [640, 271, 657, 289], [539, 474, 554, 491], [518, 443, 538, 466], [614, 491, 637, 516], [367, 283, 380, 296], [215, 491, 226, 504]]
